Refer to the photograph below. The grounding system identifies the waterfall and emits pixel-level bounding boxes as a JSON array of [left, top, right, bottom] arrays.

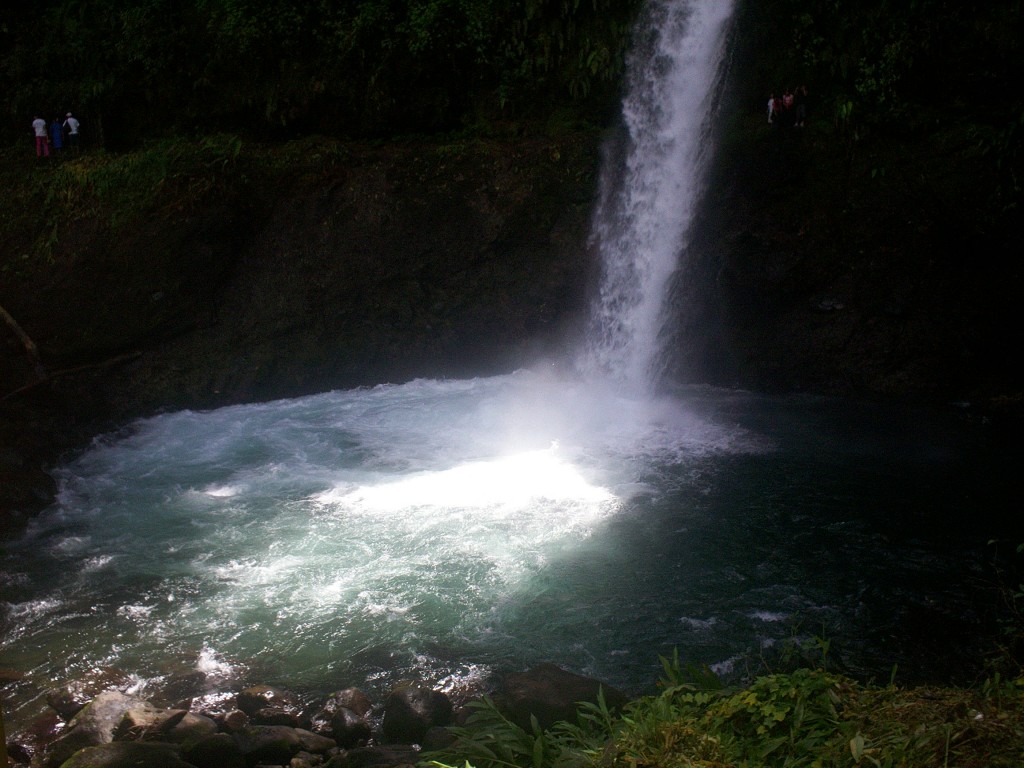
[[577, 0, 735, 393]]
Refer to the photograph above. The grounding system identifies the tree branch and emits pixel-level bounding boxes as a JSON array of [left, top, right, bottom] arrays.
[[1, 351, 142, 402], [1, 302, 46, 380]]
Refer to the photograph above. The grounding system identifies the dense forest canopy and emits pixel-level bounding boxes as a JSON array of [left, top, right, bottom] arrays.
[[0, 0, 644, 146], [1, 0, 1021, 155]]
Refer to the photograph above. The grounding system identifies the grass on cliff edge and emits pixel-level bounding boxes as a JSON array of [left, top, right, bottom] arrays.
[[423, 644, 1024, 768]]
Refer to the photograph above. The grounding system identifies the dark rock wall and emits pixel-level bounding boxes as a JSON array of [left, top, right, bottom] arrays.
[[3, 97, 1023, 526], [660, 61, 1023, 408]]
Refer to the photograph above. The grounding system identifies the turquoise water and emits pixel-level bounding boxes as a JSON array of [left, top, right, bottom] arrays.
[[1, 371, 1016, 732]]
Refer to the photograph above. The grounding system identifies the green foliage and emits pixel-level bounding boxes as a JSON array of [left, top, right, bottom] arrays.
[[497, 0, 636, 105], [45, 134, 242, 223], [985, 540, 1024, 680], [703, 668, 846, 762], [972, 111, 1024, 213], [1, 0, 643, 143], [422, 694, 612, 768], [5, 0, 1021, 144], [3, 134, 244, 263], [9, 0, 1018, 144], [738, 0, 1022, 141], [657, 647, 724, 692]]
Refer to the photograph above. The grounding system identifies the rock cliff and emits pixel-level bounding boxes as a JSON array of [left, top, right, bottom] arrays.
[[2, 104, 1022, 527]]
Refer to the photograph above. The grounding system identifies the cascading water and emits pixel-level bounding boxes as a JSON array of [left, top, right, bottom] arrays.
[[578, 0, 734, 391], [0, 0, 1015, 741]]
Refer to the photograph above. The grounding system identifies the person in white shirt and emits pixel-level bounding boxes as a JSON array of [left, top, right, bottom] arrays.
[[64, 112, 81, 151], [32, 115, 50, 157]]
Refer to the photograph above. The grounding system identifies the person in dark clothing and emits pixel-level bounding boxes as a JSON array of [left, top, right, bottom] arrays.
[[794, 85, 808, 127], [50, 117, 65, 153]]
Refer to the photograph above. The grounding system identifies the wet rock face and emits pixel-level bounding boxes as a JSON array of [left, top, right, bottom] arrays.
[[9, 684, 343, 768], [236, 684, 309, 728], [181, 732, 246, 768], [309, 689, 374, 748], [58, 741, 198, 768], [381, 683, 454, 744], [41, 691, 146, 768], [231, 724, 307, 764], [45, 668, 136, 722]]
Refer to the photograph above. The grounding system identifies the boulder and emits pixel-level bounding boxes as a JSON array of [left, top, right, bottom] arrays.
[[42, 691, 144, 768], [45, 668, 133, 721], [111, 701, 188, 741], [309, 689, 373, 747], [288, 751, 325, 768], [324, 745, 419, 768], [236, 684, 309, 728], [381, 683, 452, 744], [219, 709, 250, 732], [293, 727, 337, 754], [232, 725, 304, 765], [318, 688, 373, 718], [492, 663, 629, 731], [181, 732, 246, 768], [330, 706, 372, 748], [56, 741, 197, 768], [162, 712, 220, 745]]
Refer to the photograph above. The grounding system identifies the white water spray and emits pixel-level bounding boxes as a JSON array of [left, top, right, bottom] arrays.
[[578, 0, 735, 392]]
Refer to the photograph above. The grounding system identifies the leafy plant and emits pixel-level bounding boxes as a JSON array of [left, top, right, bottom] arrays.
[[422, 694, 610, 768], [985, 541, 1024, 681]]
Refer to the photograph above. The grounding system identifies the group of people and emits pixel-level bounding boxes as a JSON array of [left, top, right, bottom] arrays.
[[31, 112, 81, 158], [766, 86, 808, 128]]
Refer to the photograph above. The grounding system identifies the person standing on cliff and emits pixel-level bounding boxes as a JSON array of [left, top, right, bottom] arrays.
[[64, 112, 81, 151], [794, 85, 808, 127], [781, 88, 795, 127], [49, 117, 65, 154], [32, 115, 49, 158]]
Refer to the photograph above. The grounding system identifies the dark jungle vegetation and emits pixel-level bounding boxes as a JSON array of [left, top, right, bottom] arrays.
[[732, 0, 1023, 212], [1, 0, 645, 146], [2, 0, 1021, 195]]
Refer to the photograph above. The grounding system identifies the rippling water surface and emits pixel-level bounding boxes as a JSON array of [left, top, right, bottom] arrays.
[[1, 371, 1017, 731]]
